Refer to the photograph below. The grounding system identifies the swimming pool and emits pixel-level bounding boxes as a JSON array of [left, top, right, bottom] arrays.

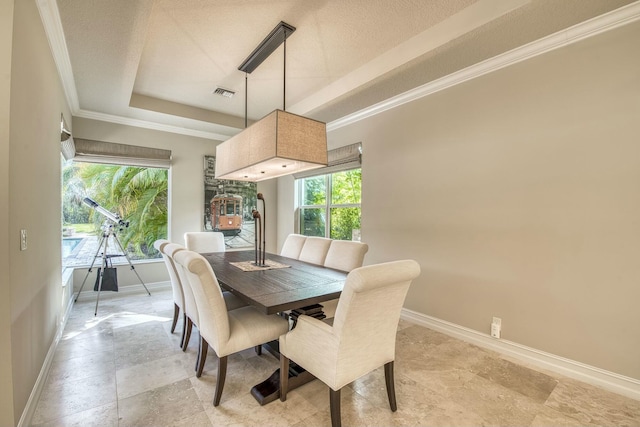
[[62, 237, 83, 258]]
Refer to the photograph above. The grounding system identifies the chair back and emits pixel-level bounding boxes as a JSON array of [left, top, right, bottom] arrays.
[[298, 236, 332, 265], [155, 239, 184, 309], [153, 239, 169, 253], [332, 260, 420, 387], [323, 240, 369, 272], [184, 231, 225, 253], [280, 234, 307, 259], [174, 250, 231, 350], [165, 243, 199, 326]]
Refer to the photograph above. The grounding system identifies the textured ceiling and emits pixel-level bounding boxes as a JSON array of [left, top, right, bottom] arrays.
[[50, 0, 635, 140]]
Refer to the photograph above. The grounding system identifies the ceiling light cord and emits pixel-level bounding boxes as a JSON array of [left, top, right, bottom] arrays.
[[245, 72, 248, 129], [283, 36, 286, 111]]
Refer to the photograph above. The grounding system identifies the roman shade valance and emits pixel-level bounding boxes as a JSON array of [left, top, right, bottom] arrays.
[[292, 142, 361, 179], [63, 138, 172, 169]]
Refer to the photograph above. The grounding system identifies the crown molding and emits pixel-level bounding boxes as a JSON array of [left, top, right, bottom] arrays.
[[36, 0, 79, 112], [327, 1, 640, 132], [75, 109, 231, 141]]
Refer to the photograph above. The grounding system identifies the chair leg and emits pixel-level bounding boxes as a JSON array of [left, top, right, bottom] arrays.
[[280, 355, 289, 402], [330, 388, 341, 427], [196, 335, 208, 378], [182, 317, 192, 351], [170, 303, 179, 333], [179, 313, 187, 348], [255, 345, 262, 355], [213, 356, 228, 406], [384, 361, 397, 412]]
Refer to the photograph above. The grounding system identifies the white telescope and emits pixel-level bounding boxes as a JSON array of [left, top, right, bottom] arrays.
[[83, 197, 129, 227]]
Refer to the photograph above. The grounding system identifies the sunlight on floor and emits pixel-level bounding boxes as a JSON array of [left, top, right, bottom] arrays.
[[63, 312, 171, 340]]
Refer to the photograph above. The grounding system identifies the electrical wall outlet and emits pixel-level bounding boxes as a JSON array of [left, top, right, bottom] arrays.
[[20, 229, 27, 251], [491, 317, 501, 339]]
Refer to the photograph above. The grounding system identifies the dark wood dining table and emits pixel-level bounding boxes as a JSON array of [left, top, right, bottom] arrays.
[[201, 249, 347, 404]]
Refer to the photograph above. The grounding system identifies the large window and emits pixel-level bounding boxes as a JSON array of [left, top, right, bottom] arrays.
[[62, 161, 168, 266], [298, 169, 361, 240]]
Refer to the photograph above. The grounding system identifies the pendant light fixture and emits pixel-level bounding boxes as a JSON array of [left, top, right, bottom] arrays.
[[215, 21, 328, 182]]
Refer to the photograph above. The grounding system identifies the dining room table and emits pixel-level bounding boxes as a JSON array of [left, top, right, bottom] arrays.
[[200, 249, 348, 405]]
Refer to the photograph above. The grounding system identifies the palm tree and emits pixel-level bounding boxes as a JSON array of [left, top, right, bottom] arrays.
[[62, 161, 91, 225], [78, 163, 168, 257]]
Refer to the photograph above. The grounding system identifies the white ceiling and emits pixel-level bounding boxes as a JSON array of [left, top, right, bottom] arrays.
[[41, 0, 637, 141]]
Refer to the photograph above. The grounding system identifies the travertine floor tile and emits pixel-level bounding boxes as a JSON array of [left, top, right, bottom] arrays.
[[545, 377, 640, 426], [31, 288, 640, 427]]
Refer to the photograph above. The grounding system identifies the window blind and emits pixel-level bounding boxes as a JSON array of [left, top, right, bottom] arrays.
[[65, 138, 172, 169], [292, 142, 361, 179]]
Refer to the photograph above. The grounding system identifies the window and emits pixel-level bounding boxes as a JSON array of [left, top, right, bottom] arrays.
[[62, 160, 168, 267], [297, 168, 361, 240]]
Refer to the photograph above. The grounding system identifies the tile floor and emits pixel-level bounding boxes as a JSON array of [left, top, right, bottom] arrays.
[[32, 288, 640, 427]]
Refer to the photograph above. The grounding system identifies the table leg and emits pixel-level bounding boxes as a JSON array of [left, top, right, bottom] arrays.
[[250, 357, 315, 405], [250, 307, 325, 405]]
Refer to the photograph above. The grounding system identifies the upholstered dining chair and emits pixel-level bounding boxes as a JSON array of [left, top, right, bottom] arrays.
[[298, 236, 332, 265], [280, 233, 307, 259], [165, 243, 246, 371], [154, 239, 184, 336], [320, 240, 369, 319], [174, 250, 290, 406], [163, 243, 196, 350], [184, 231, 226, 253], [279, 259, 421, 427]]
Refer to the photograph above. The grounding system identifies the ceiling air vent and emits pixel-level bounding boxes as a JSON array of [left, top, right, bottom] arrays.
[[213, 87, 235, 98]]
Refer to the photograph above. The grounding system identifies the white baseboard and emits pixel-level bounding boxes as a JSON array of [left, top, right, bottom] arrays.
[[17, 288, 75, 427], [401, 308, 640, 401]]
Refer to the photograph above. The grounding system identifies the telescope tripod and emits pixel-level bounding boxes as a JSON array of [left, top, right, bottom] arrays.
[[74, 223, 151, 315]]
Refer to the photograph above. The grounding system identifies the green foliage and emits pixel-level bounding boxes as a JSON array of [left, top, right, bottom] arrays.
[[302, 175, 326, 205], [330, 207, 361, 240], [62, 162, 91, 224], [331, 170, 362, 204], [67, 223, 96, 234], [300, 208, 325, 237]]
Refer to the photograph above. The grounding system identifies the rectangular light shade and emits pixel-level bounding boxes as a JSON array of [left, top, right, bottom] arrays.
[[215, 110, 327, 182]]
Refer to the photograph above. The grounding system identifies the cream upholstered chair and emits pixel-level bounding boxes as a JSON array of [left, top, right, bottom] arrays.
[[165, 243, 246, 369], [320, 240, 369, 319], [154, 239, 184, 337], [279, 260, 420, 427], [163, 243, 197, 351], [298, 236, 332, 265], [174, 250, 290, 406], [280, 233, 307, 259], [184, 231, 225, 253]]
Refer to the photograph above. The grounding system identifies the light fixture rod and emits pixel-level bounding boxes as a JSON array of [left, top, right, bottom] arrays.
[[283, 36, 286, 111], [238, 21, 296, 74], [245, 73, 248, 128]]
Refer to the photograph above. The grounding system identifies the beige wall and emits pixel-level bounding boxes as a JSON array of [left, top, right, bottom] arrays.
[[7, 0, 72, 423], [1, 0, 15, 424], [276, 174, 296, 252], [323, 21, 640, 379]]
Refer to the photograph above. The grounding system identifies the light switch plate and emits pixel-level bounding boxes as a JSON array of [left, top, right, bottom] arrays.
[[20, 229, 27, 251]]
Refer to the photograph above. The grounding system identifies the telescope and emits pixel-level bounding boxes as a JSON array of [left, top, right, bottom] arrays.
[[83, 197, 129, 228], [76, 197, 149, 315]]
